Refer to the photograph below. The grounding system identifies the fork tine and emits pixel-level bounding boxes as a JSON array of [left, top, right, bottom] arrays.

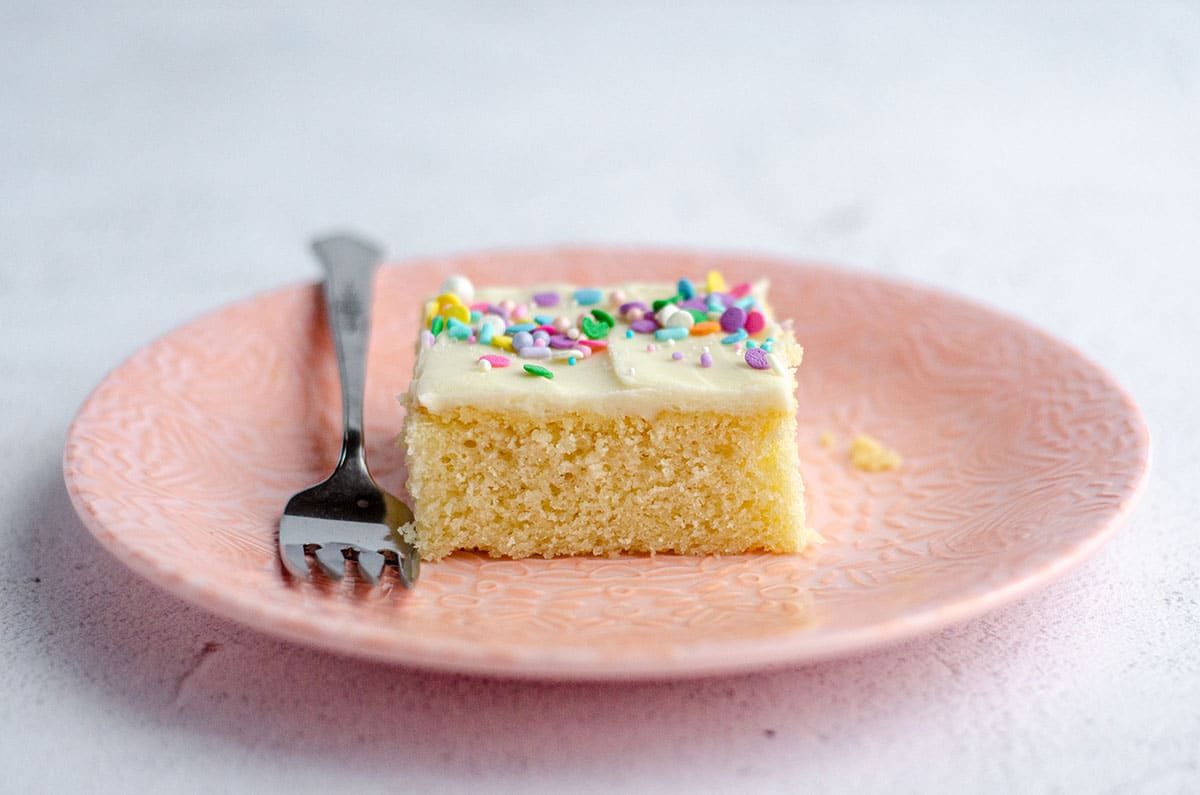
[[354, 549, 387, 583], [313, 544, 348, 580], [281, 544, 311, 578]]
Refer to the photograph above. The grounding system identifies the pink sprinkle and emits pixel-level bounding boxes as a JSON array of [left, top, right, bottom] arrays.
[[744, 310, 766, 335], [468, 334, 477, 343], [478, 354, 511, 368], [577, 339, 608, 351], [734, 343, 744, 354], [646, 344, 656, 353], [671, 351, 683, 360], [745, 348, 770, 370], [700, 352, 713, 367], [469, 302, 490, 312], [533, 338, 548, 347], [730, 282, 752, 299], [572, 345, 592, 358], [533, 325, 557, 335]]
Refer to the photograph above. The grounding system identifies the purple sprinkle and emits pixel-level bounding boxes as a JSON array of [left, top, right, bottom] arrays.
[[486, 304, 509, 319], [700, 352, 713, 368], [548, 334, 577, 349], [630, 318, 659, 334], [720, 306, 747, 333], [533, 292, 560, 307], [745, 347, 770, 370], [619, 301, 648, 315], [671, 351, 684, 361], [678, 298, 708, 312]]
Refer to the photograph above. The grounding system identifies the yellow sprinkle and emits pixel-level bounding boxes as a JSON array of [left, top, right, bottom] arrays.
[[849, 434, 902, 472], [818, 431, 836, 450], [423, 300, 439, 327], [706, 269, 728, 294], [441, 303, 470, 324], [491, 334, 513, 351], [436, 292, 465, 309]]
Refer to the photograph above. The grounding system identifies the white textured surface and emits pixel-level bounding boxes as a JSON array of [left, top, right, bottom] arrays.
[[2, 2, 1197, 793]]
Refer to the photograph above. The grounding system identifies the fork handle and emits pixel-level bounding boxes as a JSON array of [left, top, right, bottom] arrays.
[[311, 233, 385, 470]]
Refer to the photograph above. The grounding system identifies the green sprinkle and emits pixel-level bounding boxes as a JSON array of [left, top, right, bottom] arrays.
[[590, 308, 616, 327], [430, 315, 445, 336], [651, 295, 682, 312], [580, 316, 610, 339], [523, 364, 554, 379], [686, 308, 707, 323]]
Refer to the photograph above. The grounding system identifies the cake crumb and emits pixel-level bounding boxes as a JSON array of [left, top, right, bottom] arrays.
[[818, 431, 836, 449], [849, 434, 902, 472]]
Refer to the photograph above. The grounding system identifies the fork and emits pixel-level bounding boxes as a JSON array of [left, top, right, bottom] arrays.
[[279, 233, 420, 587]]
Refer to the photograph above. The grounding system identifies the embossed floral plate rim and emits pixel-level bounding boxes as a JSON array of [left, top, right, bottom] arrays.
[[62, 247, 1151, 680]]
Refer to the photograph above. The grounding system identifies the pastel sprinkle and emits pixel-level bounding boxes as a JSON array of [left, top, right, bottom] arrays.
[[435, 291, 465, 310], [507, 322, 536, 334], [654, 327, 689, 341], [619, 301, 647, 316], [721, 329, 748, 344], [646, 343, 656, 352], [580, 316, 610, 339], [767, 353, 787, 375], [572, 345, 592, 358], [744, 310, 766, 335], [477, 358, 491, 372], [730, 282, 752, 299], [548, 334, 576, 349], [568, 357, 577, 366], [478, 354, 510, 367], [720, 306, 747, 332], [630, 318, 658, 334], [523, 363, 554, 378], [746, 339, 758, 349], [691, 321, 720, 336], [533, 337, 548, 347], [442, 303, 470, 325], [519, 346, 552, 359], [625, 329, 634, 339], [677, 278, 696, 299], [469, 302, 490, 312], [745, 347, 770, 370], [419, 329, 435, 349], [671, 351, 684, 361], [469, 310, 482, 323], [511, 330, 534, 351], [430, 315, 445, 336], [492, 334, 513, 351], [534, 314, 555, 326], [447, 317, 472, 339], [577, 339, 608, 351], [533, 292, 560, 307], [700, 351, 713, 367], [734, 296, 756, 310], [438, 275, 474, 302], [590, 308, 616, 327], [574, 288, 603, 305], [706, 270, 728, 294]]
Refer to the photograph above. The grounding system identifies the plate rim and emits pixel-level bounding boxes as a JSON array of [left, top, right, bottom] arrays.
[[61, 246, 1153, 680]]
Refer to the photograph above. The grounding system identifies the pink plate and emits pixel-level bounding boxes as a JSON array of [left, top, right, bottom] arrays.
[[63, 248, 1150, 679]]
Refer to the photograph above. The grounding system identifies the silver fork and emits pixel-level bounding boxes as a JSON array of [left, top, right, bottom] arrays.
[[279, 233, 420, 587]]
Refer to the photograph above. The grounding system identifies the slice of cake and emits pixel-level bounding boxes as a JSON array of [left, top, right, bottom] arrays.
[[401, 270, 814, 560]]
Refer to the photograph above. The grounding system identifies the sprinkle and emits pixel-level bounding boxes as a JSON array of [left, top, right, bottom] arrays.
[[655, 304, 679, 324], [664, 310, 694, 329], [721, 329, 748, 344], [626, 308, 644, 322], [520, 346, 552, 359], [532, 329, 551, 341], [533, 337, 548, 348], [447, 317, 472, 339], [720, 306, 747, 332], [590, 308, 616, 327], [436, 291, 466, 310], [654, 327, 689, 341], [691, 321, 720, 336], [700, 351, 713, 367], [479, 354, 510, 367], [492, 334, 513, 351], [767, 353, 787, 375], [761, 341, 773, 352], [677, 278, 696, 299], [567, 328, 581, 340], [619, 301, 647, 316], [420, 329, 435, 349], [534, 314, 555, 326], [580, 316, 611, 339], [625, 329, 634, 339], [706, 270, 728, 294], [506, 322, 536, 334], [430, 315, 445, 336], [671, 351, 684, 361], [609, 290, 626, 305], [469, 302, 490, 312], [439, 275, 475, 302], [572, 345, 591, 358], [548, 334, 577, 349], [574, 288, 603, 306], [734, 296, 756, 310], [646, 343, 656, 353], [441, 303, 470, 325], [553, 316, 571, 333], [745, 347, 770, 370], [523, 363, 554, 378], [511, 330, 534, 351], [706, 294, 726, 311], [467, 334, 476, 343], [469, 310, 482, 323], [568, 357, 577, 366], [577, 339, 607, 351], [513, 303, 529, 320], [746, 340, 758, 349], [651, 296, 681, 312], [630, 319, 658, 334], [730, 282, 752, 299], [533, 291, 560, 307], [744, 310, 766, 335], [477, 358, 491, 372]]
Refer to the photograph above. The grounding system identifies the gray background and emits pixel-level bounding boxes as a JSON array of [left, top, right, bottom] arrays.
[[3, 3, 1197, 793]]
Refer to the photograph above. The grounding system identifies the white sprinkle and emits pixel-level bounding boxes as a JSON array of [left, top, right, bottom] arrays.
[[767, 353, 787, 375], [477, 358, 492, 372], [627, 367, 636, 376], [439, 275, 475, 302]]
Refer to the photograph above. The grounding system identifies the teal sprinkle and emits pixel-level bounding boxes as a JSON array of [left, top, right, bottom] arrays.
[[654, 327, 689, 341], [765, 337, 775, 344], [677, 278, 695, 300], [447, 317, 472, 340], [721, 329, 748, 345], [534, 314, 555, 326], [625, 329, 634, 339], [746, 340, 758, 349], [761, 341, 773, 352], [734, 296, 756, 310], [469, 310, 482, 323], [506, 322, 536, 334], [706, 294, 725, 311], [568, 357, 577, 366], [574, 288, 603, 305], [478, 323, 495, 345]]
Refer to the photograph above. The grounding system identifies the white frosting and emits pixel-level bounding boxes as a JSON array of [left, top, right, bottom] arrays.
[[406, 282, 802, 418]]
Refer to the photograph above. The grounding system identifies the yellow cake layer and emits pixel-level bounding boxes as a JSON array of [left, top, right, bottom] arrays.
[[402, 405, 811, 560]]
